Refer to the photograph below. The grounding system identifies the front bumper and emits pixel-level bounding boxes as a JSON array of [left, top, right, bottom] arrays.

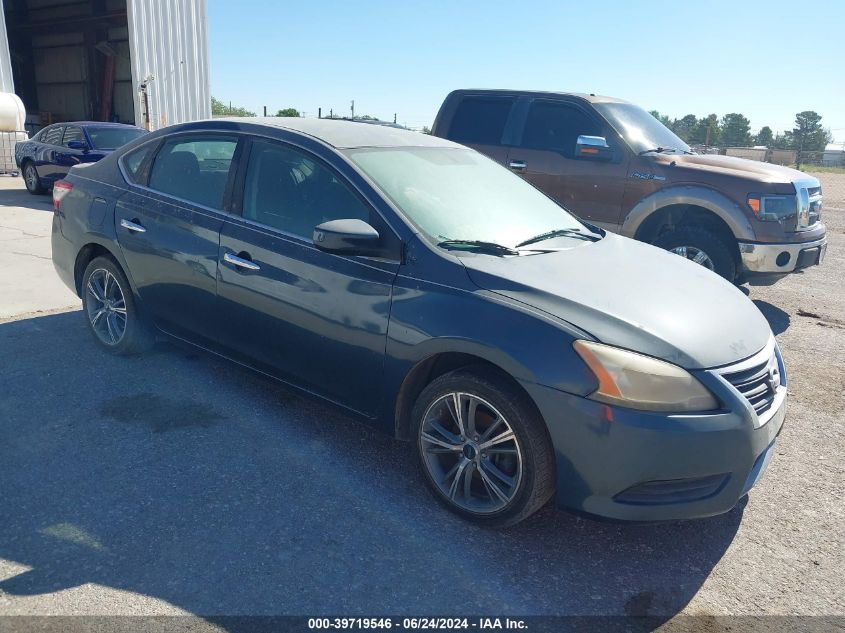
[[521, 366, 787, 521], [739, 236, 827, 274]]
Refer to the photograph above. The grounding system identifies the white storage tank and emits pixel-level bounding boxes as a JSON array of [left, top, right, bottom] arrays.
[[0, 91, 26, 132], [0, 91, 27, 174]]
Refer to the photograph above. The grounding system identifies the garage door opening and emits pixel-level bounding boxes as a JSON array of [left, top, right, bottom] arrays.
[[3, 0, 136, 133]]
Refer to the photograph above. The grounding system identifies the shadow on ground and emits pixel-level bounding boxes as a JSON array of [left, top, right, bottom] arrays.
[[0, 182, 53, 211], [0, 311, 744, 626], [753, 299, 791, 335]]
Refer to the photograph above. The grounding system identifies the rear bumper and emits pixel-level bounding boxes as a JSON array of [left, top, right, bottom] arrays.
[[739, 235, 827, 274], [521, 374, 786, 522]]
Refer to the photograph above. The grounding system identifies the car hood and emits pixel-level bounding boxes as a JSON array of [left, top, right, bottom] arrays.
[[461, 233, 771, 369], [656, 153, 810, 186]]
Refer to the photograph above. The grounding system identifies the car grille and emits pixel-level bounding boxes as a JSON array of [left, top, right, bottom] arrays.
[[721, 352, 780, 417]]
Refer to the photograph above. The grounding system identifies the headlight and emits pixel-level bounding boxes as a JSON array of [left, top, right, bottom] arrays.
[[747, 194, 797, 222], [573, 340, 718, 412]]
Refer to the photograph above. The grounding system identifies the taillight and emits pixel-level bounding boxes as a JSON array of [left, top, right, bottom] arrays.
[[53, 180, 73, 212]]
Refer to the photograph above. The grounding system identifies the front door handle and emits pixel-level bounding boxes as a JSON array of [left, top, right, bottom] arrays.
[[508, 160, 527, 171], [120, 218, 146, 233], [223, 252, 261, 271]]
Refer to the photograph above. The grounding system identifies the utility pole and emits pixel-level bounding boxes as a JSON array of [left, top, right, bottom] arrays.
[[330, 109, 333, 118], [263, 105, 267, 117], [350, 100, 354, 120], [393, 113, 397, 124], [318, 107, 322, 119]]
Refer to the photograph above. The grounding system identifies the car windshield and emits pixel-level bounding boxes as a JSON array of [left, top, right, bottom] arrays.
[[345, 147, 585, 249], [86, 127, 147, 150], [594, 102, 692, 155]]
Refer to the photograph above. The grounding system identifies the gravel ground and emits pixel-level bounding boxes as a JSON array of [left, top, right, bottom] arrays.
[[0, 174, 842, 626]]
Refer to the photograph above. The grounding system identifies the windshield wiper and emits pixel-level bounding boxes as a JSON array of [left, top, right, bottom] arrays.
[[437, 239, 520, 256], [515, 228, 599, 248], [638, 147, 678, 155]]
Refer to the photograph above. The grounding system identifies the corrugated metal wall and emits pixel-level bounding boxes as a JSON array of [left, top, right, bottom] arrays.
[[127, 0, 210, 130], [0, 4, 14, 93]]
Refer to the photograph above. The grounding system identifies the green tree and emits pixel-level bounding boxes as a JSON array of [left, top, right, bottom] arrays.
[[648, 110, 671, 127], [720, 113, 752, 147], [770, 131, 795, 150], [276, 108, 300, 117], [755, 126, 774, 147], [211, 96, 255, 117], [689, 114, 720, 146], [671, 114, 698, 141], [792, 110, 832, 167]]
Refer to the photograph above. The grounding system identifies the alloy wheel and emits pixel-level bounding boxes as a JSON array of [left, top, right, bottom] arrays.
[[670, 245, 715, 271], [419, 392, 523, 514], [85, 268, 127, 345], [24, 165, 38, 191]]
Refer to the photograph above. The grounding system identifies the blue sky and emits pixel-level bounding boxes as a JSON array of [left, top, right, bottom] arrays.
[[209, 0, 845, 143]]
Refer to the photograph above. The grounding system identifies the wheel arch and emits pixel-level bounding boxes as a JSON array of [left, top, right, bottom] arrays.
[[393, 351, 542, 441], [633, 203, 741, 269], [622, 186, 755, 242], [73, 242, 123, 295]]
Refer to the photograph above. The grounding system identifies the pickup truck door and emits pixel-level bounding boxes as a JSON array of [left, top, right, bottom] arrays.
[[505, 99, 628, 230], [443, 95, 516, 167]]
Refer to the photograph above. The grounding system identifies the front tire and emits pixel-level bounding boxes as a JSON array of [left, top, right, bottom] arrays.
[[23, 162, 45, 195], [81, 256, 154, 355], [654, 226, 737, 281], [412, 368, 555, 527]]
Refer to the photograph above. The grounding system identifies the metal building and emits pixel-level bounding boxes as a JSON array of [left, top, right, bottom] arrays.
[[0, 0, 210, 133]]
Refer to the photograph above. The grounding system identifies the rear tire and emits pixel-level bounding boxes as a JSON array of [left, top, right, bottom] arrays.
[[81, 256, 154, 355], [412, 368, 555, 527], [654, 226, 737, 281], [23, 162, 45, 195]]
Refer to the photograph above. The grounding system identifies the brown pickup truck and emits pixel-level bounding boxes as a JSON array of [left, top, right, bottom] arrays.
[[432, 90, 827, 282]]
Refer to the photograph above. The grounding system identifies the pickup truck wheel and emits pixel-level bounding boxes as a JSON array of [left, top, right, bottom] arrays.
[[23, 163, 45, 195], [655, 226, 736, 281], [412, 368, 555, 527]]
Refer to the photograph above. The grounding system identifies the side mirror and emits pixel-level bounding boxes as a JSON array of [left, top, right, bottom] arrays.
[[313, 218, 380, 255], [575, 135, 613, 161], [67, 140, 88, 151]]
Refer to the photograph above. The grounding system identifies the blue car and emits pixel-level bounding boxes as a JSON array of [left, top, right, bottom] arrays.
[[15, 121, 147, 195]]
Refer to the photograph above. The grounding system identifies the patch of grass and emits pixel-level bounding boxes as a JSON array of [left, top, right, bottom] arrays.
[[794, 164, 845, 174]]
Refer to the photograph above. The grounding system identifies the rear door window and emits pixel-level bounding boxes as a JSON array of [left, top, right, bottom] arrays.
[[448, 97, 514, 145], [148, 136, 238, 210], [520, 101, 603, 158], [42, 126, 64, 146]]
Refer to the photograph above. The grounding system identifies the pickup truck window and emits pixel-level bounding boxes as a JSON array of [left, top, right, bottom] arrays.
[[594, 102, 691, 155], [448, 97, 513, 145], [521, 102, 603, 158]]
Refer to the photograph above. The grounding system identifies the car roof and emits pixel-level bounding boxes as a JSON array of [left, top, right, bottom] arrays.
[[215, 117, 461, 150], [447, 89, 631, 105], [47, 121, 143, 129]]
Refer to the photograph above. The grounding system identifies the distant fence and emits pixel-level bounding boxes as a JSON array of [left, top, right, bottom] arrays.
[[718, 146, 845, 169]]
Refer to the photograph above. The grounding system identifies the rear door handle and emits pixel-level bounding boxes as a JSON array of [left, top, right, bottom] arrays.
[[120, 218, 146, 233], [223, 252, 261, 271], [508, 160, 527, 171]]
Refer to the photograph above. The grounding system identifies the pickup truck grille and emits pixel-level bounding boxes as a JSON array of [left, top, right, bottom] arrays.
[[796, 180, 823, 229], [721, 352, 780, 417]]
